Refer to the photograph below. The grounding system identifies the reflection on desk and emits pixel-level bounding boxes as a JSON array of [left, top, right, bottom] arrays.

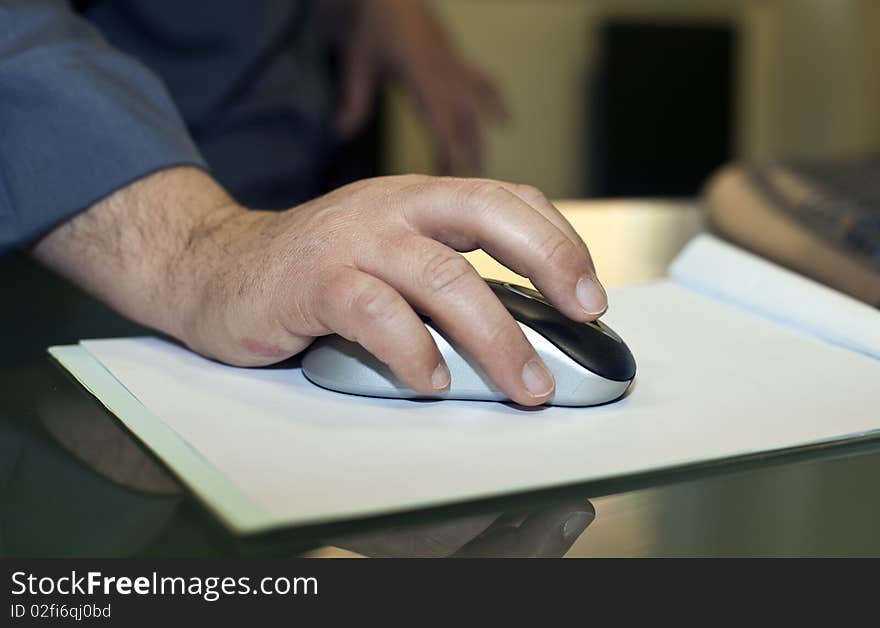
[[0, 409, 182, 556], [0, 403, 593, 558], [316, 503, 594, 558]]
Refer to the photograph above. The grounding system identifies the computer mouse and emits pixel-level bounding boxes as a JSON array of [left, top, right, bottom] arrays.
[[301, 279, 636, 406]]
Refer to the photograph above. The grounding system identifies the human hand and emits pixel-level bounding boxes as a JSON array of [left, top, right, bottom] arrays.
[[33, 168, 606, 407], [181, 174, 606, 406], [333, 0, 508, 175]]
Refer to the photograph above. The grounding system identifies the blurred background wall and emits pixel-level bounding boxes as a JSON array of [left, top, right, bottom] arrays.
[[381, 0, 880, 199]]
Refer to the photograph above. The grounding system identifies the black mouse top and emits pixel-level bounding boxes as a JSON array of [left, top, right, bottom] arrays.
[[486, 279, 636, 382]]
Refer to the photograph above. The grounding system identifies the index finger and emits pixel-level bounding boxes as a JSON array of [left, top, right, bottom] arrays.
[[398, 179, 608, 320]]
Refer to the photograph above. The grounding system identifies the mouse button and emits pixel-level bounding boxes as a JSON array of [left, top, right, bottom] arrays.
[[485, 279, 636, 381], [486, 281, 553, 319], [588, 319, 624, 343], [528, 317, 636, 382], [487, 278, 552, 306], [503, 282, 550, 304]]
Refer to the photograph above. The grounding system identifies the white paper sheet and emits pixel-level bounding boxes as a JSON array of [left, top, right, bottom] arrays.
[[72, 278, 880, 531], [670, 234, 880, 360]]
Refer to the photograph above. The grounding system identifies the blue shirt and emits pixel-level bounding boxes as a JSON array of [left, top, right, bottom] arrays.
[[0, 0, 334, 252]]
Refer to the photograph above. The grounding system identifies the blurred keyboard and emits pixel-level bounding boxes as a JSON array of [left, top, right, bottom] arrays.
[[703, 156, 880, 307], [750, 156, 880, 270]]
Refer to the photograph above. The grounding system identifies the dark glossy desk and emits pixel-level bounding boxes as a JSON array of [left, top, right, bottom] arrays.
[[3, 200, 879, 557]]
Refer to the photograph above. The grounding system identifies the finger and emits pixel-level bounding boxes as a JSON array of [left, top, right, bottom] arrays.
[[494, 181, 590, 254], [313, 265, 449, 394], [453, 502, 595, 558], [513, 502, 595, 555], [454, 178, 590, 257], [399, 180, 607, 320], [485, 180, 600, 278], [446, 102, 484, 176], [426, 86, 485, 176], [358, 234, 556, 406], [467, 65, 510, 124], [427, 107, 458, 175], [332, 513, 498, 558], [335, 40, 379, 139]]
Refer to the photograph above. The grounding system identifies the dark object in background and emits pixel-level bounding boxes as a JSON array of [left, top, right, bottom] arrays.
[[588, 21, 737, 197]]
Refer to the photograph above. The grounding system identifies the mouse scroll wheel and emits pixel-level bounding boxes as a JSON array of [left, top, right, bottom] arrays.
[[503, 282, 550, 304], [588, 319, 624, 343]]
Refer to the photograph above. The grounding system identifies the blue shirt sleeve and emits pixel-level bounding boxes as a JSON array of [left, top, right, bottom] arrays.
[[0, 0, 208, 253]]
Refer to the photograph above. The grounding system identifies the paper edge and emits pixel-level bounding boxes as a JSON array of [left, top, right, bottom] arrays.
[[48, 344, 272, 534], [669, 233, 880, 360], [49, 332, 880, 533]]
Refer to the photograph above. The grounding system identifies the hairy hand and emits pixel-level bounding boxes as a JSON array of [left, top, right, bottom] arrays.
[[33, 169, 606, 407]]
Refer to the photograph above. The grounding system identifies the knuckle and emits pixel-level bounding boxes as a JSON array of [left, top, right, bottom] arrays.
[[422, 250, 474, 294], [320, 266, 354, 304], [350, 283, 398, 324], [536, 232, 576, 267], [311, 268, 352, 323], [461, 181, 504, 213], [393, 173, 426, 184], [286, 268, 345, 335], [516, 184, 548, 206]]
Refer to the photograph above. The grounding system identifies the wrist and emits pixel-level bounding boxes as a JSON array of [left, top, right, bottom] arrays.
[[166, 200, 266, 356], [31, 167, 252, 354]]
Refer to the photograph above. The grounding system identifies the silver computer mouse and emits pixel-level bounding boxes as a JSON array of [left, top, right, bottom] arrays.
[[302, 279, 636, 406]]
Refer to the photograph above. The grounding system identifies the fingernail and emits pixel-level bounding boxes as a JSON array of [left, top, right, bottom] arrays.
[[576, 275, 607, 316], [522, 359, 554, 398], [432, 362, 451, 391], [562, 511, 594, 543]]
